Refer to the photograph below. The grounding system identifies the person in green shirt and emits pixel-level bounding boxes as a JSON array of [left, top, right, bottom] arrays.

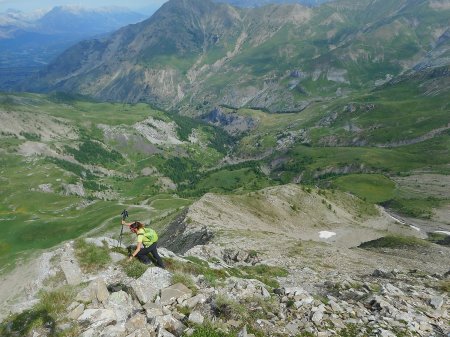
[[122, 220, 165, 268]]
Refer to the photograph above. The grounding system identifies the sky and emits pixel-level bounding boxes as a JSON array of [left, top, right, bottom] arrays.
[[0, 0, 168, 13]]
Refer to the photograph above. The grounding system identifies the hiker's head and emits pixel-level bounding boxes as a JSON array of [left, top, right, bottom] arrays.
[[130, 221, 144, 233]]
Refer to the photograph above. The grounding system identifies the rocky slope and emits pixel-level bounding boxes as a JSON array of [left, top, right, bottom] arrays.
[[0, 232, 448, 336]]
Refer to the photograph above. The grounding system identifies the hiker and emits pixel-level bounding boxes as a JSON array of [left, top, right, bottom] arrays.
[[122, 220, 165, 268]]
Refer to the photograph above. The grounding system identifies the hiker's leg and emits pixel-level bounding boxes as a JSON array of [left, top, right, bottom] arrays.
[[149, 243, 165, 268], [136, 247, 152, 264]]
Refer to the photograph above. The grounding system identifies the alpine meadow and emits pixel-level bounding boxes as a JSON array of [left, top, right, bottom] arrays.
[[0, 0, 449, 336]]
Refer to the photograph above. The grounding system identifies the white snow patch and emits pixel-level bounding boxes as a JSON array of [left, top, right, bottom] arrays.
[[319, 231, 337, 239], [434, 231, 450, 236], [410, 225, 421, 232]]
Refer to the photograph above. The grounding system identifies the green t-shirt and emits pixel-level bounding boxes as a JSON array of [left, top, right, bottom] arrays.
[[137, 227, 158, 247]]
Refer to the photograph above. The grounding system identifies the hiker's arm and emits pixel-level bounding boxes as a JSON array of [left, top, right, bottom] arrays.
[[122, 220, 133, 227], [129, 242, 142, 261]]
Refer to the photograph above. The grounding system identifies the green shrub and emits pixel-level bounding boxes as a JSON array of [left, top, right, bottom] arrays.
[[213, 295, 247, 321], [66, 140, 124, 167], [235, 264, 289, 288], [248, 250, 259, 258], [0, 308, 56, 337], [183, 324, 236, 337], [155, 156, 201, 184], [120, 259, 149, 278], [20, 131, 41, 141], [338, 324, 359, 337], [74, 239, 111, 273], [427, 232, 450, 246], [184, 256, 210, 267], [111, 246, 128, 256], [83, 180, 107, 191], [385, 197, 442, 219], [241, 264, 288, 278], [47, 157, 94, 179], [296, 332, 315, 337], [359, 235, 430, 249], [164, 258, 287, 289], [211, 294, 278, 328], [177, 305, 192, 316]]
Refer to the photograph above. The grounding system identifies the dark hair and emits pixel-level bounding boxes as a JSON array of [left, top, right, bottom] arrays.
[[131, 221, 145, 229]]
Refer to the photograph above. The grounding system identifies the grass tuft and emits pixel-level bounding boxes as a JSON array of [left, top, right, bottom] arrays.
[[119, 259, 149, 278], [38, 286, 77, 315], [212, 295, 247, 321], [74, 239, 111, 273], [183, 324, 236, 337], [171, 272, 198, 295], [439, 280, 450, 294], [211, 294, 279, 329]]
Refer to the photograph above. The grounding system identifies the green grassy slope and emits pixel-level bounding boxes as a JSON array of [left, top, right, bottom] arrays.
[[0, 93, 226, 269]]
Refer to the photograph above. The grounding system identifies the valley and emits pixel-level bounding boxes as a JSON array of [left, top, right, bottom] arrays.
[[0, 86, 448, 273]]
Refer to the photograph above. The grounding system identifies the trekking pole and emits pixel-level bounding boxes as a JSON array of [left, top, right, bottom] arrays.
[[118, 209, 128, 248]]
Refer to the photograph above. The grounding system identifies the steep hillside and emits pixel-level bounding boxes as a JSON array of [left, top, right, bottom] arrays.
[[0, 92, 231, 269], [21, 0, 450, 114]]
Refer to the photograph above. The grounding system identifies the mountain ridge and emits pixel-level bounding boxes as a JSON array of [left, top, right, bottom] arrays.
[[19, 0, 450, 115]]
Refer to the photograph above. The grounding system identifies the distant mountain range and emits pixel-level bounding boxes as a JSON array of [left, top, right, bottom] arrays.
[[19, 0, 449, 114], [214, 0, 331, 7], [0, 6, 146, 88]]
